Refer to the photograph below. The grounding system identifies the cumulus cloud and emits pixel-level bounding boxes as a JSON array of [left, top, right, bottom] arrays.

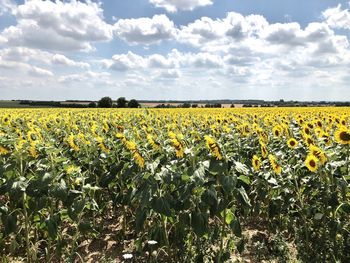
[[52, 54, 90, 69], [323, 4, 350, 30], [29, 66, 54, 77], [177, 12, 269, 48], [0, 47, 90, 69], [58, 71, 110, 83], [114, 15, 177, 45], [0, 0, 16, 16], [149, 0, 213, 13], [157, 69, 181, 79], [1, 0, 113, 51], [103, 49, 225, 71]]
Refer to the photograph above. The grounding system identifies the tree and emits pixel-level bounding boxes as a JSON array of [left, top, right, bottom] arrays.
[[128, 99, 140, 108], [117, 97, 127, 108], [88, 102, 97, 108], [98, 97, 113, 108]]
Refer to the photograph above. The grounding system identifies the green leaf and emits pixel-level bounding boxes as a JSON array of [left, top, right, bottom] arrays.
[[234, 162, 249, 175], [267, 177, 278, 185], [50, 179, 68, 201], [230, 217, 242, 237], [225, 209, 234, 225], [4, 214, 17, 235], [209, 159, 228, 175], [237, 186, 251, 207], [193, 165, 206, 178], [152, 197, 172, 217], [191, 211, 207, 237], [135, 209, 147, 232], [220, 175, 236, 194], [41, 173, 54, 185], [238, 175, 250, 185], [45, 216, 59, 239]]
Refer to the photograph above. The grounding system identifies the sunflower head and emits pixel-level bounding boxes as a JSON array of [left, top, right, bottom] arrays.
[[305, 154, 318, 172], [0, 146, 9, 155], [272, 125, 282, 138], [287, 138, 298, 149], [260, 142, 268, 158], [252, 155, 261, 171], [334, 127, 350, 145], [309, 144, 327, 165], [268, 154, 282, 175]]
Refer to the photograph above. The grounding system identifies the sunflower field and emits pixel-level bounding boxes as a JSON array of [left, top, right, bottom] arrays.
[[0, 107, 350, 262]]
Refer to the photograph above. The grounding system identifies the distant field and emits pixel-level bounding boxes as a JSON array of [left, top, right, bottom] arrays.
[[0, 101, 244, 108], [0, 101, 50, 108], [140, 102, 244, 108]]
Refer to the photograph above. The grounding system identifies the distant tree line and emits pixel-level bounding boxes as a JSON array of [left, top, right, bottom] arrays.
[[19, 97, 141, 108], [155, 103, 230, 108], [95, 97, 140, 108]]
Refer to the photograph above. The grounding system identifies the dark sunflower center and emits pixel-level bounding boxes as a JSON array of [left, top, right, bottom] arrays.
[[340, 131, 350, 142], [290, 140, 295, 146], [310, 160, 316, 167]]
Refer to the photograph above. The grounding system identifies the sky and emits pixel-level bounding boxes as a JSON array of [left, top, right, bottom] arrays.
[[0, 0, 350, 101]]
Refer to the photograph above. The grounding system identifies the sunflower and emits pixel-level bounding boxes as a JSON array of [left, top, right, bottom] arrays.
[[96, 136, 110, 154], [272, 125, 282, 138], [2, 115, 10, 126], [305, 154, 318, 172], [287, 138, 298, 149], [260, 142, 268, 158], [29, 141, 39, 158], [204, 135, 222, 160], [171, 138, 184, 158], [68, 133, 80, 152], [0, 146, 9, 155], [268, 154, 282, 175], [252, 155, 261, 171], [147, 134, 160, 151], [303, 135, 314, 146], [133, 151, 145, 169], [303, 126, 311, 136], [334, 127, 350, 145], [308, 145, 327, 165]]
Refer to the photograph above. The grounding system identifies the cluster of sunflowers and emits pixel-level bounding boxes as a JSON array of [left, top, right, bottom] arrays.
[[0, 107, 349, 262]]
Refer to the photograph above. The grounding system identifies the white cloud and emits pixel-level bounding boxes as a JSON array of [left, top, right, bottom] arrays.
[[148, 54, 176, 68], [1, 0, 113, 51], [52, 54, 90, 69], [107, 52, 147, 71], [0, 0, 16, 16], [323, 4, 350, 30], [149, 0, 213, 13], [103, 49, 225, 71], [114, 15, 177, 45], [58, 71, 110, 83], [157, 69, 181, 79], [29, 66, 54, 77], [0, 47, 91, 69], [178, 12, 269, 48]]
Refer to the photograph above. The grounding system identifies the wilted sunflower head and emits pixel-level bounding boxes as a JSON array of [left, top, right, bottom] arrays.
[[303, 135, 314, 146]]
